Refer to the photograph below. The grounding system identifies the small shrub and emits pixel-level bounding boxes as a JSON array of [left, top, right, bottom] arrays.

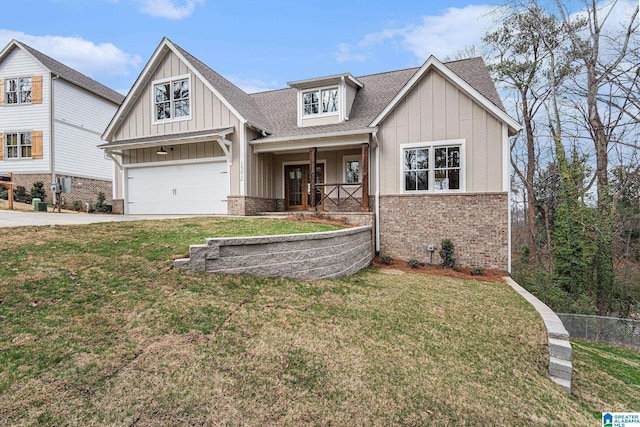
[[72, 200, 83, 211], [470, 266, 484, 276], [87, 200, 96, 214], [30, 181, 47, 203], [439, 239, 456, 269], [407, 259, 422, 268], [14, 186, 28, 203], [381, 255, 394, 265]]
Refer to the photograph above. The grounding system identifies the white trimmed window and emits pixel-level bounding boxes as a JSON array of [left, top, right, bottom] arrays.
[[6, 132, 32, 159], [343, 155, 360, 183], [153, 76, 190, 122], [401, 140, 464, 193], [5, 77, 31, 104], [303, 87, 338, 116]]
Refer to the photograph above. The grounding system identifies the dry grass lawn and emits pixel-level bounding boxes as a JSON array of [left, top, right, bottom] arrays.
[[0, 216, 633, 425]]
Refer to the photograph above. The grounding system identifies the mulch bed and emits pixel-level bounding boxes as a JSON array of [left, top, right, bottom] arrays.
[[370, 257, 508, 282]]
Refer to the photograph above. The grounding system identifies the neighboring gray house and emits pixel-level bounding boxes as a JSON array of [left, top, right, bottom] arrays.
[[101, 38, 521, 270], [0, 40, 124, 205]]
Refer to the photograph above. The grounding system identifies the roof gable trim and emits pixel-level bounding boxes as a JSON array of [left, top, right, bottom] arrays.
[[369, 56, 521, 133], [103, 38, 255, 141]]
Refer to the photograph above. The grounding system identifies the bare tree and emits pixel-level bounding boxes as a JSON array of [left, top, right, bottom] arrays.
[[555, 0, 639, 313]]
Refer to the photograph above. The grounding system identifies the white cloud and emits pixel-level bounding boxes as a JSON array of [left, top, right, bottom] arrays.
[[335, 43, 367, 63], [0, 30, 141, 77], [401, 5, 497, 60], [227, 75, 281, 94], [136, 0, 204, 19], [338, 5, 500, 63]]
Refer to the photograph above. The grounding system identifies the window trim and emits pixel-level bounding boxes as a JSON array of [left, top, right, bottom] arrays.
[[5, 131, 33, 159], [5, 76, 32, 105], [151, 74, 192, 124], [300, 85, 339, 118], [399, 139, 465, 194], [342, 154, 360, 183]]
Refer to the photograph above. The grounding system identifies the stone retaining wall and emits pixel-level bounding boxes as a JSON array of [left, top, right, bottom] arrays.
[[174, 226, 373, 280], [505, 277, 573, 394]]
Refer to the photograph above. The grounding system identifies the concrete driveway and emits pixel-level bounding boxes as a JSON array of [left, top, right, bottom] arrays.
[[0, 209, 202, 228]]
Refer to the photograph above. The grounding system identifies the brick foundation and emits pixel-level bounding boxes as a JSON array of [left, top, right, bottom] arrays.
[[9, 173, 112, 208], [112, 199, 124, 215], [227, 196, 279, 216], [379, 193, 508, 270]]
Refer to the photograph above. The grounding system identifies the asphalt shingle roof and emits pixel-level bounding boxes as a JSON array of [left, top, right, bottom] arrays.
[[17, 41, 125, 105], [172, 42, 271, 132], [250, 67, 417, 140], [444, 56, 505, 111], [248, 56, 504, 141]]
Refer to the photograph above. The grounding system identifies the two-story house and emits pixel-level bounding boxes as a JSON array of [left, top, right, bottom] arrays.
[[101, 38, 521, 270], [0, 40, 124, 206]]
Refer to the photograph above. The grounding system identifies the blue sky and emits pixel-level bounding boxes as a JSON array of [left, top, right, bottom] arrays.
[[0, 0, 636, 95]]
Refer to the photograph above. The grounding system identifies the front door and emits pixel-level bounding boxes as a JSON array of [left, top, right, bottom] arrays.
[[285, 164, 324, 210]]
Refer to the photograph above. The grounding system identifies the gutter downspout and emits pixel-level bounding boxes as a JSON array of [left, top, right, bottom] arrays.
[[507, 129, 520, 274], [372, 130, 381, 254], [50, 74, 60, 205], [240, 121, 246, 196]]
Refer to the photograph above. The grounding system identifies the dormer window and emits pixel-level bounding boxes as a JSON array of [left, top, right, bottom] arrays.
[[303, 87, 338, 116], [289, 73, 363, 127]]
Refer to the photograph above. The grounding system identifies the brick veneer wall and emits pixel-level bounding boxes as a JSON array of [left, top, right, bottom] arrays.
[[174, 226, 373, 280], [9, 174, 113, 208], [379, 193, 508, 270], [227, 196, 279, 216]]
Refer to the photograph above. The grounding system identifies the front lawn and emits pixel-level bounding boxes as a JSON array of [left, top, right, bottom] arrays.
[[0, 217, 625, 425]]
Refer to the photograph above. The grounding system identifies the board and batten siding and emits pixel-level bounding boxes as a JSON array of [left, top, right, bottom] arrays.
[[378, 69, 504, 195], [122, 141, 225, 164], [246, 127, 277, 199], [53, 78, 119, 180], [112, 50, 242, 195], [0, 48, 50, 174]]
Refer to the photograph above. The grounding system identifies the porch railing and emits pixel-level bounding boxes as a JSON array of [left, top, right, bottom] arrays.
[[314, 182, 367, 210]]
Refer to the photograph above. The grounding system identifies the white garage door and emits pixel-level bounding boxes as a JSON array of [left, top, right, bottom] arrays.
[[126, 162, 228, 214]]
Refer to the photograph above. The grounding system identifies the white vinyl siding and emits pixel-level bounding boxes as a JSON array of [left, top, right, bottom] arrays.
[[53, 79, 119, 180], [0, 48, 49, 173]]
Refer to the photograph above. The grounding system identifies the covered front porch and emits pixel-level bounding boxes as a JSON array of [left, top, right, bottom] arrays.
[[250, 131, 373, 213]]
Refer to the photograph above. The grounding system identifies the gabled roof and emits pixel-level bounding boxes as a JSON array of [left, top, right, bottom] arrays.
[[103, 38, 270, 141], [251, 55, 520, 143], [371, 56, 520, 134], [251, 67, 416, 142], [0, 40, 124, 105], [171, 43, 271, 132], [102, 37, 519, 145], [444, 57, 505, 111]]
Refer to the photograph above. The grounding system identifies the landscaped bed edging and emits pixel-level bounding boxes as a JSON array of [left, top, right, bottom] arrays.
[[504, 277, 573, 394], [174, 226, 373, 280]]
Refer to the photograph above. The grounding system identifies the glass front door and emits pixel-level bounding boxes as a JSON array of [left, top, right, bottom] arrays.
[[285, 164, 324, 210]]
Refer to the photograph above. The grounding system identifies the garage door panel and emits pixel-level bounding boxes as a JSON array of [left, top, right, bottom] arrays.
[[127, 162, 228, 214]]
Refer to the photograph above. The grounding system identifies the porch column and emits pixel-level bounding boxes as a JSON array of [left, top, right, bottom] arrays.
[[361, 143, 369, 211], [309, 147, 317, 210]]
